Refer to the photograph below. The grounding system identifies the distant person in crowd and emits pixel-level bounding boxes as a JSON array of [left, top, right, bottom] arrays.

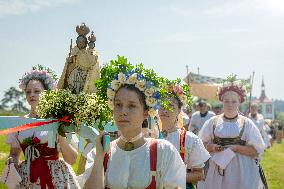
[[276, 122, 283, 143], [207, 103, 212, 111], [263, 119, 272, 148], [269, 121, 277, 144], [189, 100, 215, 135], [213, 104, 223, 115], [248, 103, 270, 149], [183, 106, 192, 130]]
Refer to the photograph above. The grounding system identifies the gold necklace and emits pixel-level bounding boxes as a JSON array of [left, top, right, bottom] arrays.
[[120, 133, 143, 151]]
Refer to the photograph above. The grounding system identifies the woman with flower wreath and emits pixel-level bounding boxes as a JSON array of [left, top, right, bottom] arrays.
[[158, 81, 210, 189], [84, 58, 186, 189], [198, 75, 266, 189], [5, 65, 81, 188]]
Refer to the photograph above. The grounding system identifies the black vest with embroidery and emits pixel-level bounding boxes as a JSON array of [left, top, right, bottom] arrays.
[[212, 116, 246, 146]]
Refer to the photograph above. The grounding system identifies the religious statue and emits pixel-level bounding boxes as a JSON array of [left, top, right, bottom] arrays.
[[58, 23, 100, 94]]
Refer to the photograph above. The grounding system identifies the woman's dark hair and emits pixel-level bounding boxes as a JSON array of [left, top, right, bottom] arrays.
[[172, 93, 182, 110], [116, 85, 148, 111], [142, 119, 148, 128]]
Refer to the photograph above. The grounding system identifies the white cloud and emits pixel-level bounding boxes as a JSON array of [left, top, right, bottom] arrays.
[[0, 0, 79, 17], [168, 0, 284, 17]]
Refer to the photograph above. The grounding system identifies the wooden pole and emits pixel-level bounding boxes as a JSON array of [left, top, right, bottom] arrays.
[[69, 39, 72, 57], [186, 65, 190, 85], [248, 71, 255, 114]]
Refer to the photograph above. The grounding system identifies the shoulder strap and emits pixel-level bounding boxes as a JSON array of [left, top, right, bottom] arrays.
[[103, 142, 113, 173], [179, 129, 186, 161], [212, 116, 220, 137], [239, 116, 246, 138], [104, 142, 113, 189], [146, 139, 158, 189], [103, 153, 110, 173]]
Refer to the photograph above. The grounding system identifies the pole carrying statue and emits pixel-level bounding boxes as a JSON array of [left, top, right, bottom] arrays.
[[58, 23, 100, 94]]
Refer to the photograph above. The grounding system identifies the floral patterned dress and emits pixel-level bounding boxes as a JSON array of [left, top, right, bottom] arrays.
[[6, 129, 80, 189]]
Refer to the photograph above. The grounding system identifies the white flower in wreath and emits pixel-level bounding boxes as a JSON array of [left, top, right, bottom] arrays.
[[234, 80, 242, 86], [111, 80, 121, 91], [180, 95, 187, 105], [108, 99, 114, 110], [148, 108, 157, 118], [126, 73, 138, 85], [146, 97, 157, 107], [145, 88, 155, 97], [88, 99, 97, 106], [135, 80, 146, 91], [107, 88, 116, 99], [118, 73, 126, 83]]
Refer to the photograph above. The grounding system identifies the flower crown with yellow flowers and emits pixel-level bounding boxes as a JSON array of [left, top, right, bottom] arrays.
[[107, 71, 161, 118], [162, 78, 192, 109], [167, 84, 188, 107]]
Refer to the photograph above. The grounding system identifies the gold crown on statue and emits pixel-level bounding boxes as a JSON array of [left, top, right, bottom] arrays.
[[88, 31, 96, 42], [76, 23, 90, 36]]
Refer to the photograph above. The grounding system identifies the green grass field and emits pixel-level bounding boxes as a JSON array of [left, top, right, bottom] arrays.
[[261, 142, 284, 189], [0, 135, 283, 188]]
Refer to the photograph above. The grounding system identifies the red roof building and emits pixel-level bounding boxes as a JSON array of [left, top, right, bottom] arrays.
[[256, 77, 274, 119]]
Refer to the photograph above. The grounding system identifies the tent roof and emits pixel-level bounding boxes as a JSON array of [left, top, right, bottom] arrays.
[[184, 72, 250, 100], [183, 72, 222, 100]]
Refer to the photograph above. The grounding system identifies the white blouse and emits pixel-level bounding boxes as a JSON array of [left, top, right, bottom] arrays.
[[6, 130, 49, 148], [198, 116, 265, 189], [199, 116, 265, 155], [250, 115, 265, 137], [164, 129, 210, 168], [6, 115, 49, 148], [105, 138, 186, 189]]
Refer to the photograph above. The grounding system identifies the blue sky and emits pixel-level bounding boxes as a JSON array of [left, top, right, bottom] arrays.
[[1, 0, 284, 100]]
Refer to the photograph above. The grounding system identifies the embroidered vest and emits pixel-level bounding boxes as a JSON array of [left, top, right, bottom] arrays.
[[212, 116, 246, 146]]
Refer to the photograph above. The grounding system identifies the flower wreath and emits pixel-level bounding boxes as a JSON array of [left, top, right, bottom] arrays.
[[95, 55, 167, 138], [217, 74, 249, 103], [107, 71, 161, 118], [162, 78, 192, 109], [19, 64, 57, 91], [167, 84, 190, 108]]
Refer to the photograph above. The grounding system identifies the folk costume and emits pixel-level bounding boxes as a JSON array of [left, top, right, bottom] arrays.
[[198, 77, 266, 189], [5, 67, 80, 189]]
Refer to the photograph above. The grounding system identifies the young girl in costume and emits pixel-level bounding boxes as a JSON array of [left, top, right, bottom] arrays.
[[198, 75, 266, 189], [84, 63, 186, 188], [158, 82, 210, 189], [5, 66, 80, 189]]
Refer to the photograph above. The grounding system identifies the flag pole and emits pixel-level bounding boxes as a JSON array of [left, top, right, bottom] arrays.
[[248, 71, 255, 114]]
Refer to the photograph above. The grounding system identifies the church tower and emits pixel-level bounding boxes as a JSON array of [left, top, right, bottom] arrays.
[[258, 77, 274, 119]]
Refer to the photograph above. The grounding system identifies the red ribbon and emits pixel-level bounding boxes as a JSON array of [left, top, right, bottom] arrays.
[[0, 116, 70, 135], [30, 154, 59, 189]]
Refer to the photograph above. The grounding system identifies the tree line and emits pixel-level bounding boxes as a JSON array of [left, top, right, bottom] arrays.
[[0, 87, 29, 113]]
